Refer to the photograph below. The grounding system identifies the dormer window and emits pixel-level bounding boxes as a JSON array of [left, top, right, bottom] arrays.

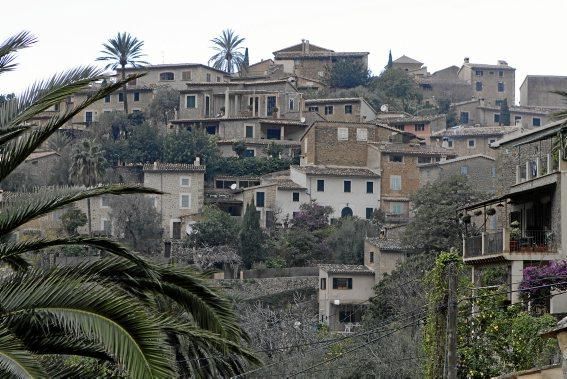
[[159, 72, 174, 81]]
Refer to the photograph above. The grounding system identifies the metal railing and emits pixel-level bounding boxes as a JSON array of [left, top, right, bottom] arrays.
[[464, 235, 482, 258], [510, 230, 554, 253], [464, 229, 556, 258], [485, 231, 503, 255]]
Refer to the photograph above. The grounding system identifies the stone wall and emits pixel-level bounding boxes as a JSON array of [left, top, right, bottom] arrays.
[[240, 266, 318, 279]]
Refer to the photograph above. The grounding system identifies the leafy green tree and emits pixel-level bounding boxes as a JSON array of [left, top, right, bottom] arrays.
[[240, 202, 264, 268], [69, 139, 107, 236], [232, 140, 246, 158], [499, 98, 511, 126], [402, 175, 483, 254], [97, 32, 148, 113], [328, 59, 370, 89], [290, 201, 333, 231], [189, 205, 240, 247], [148, 87, 179, 125], [210, 156, 297, 177], [263, 141, 284, 158], [326, 217, 369, 264], [0, 31, 257, 377], [371, 68, 422, 113], [209, 29, 245, 74], [283, 229, 320, 267], [94, 110, 130, 140], [122, 122, 163, 163], [163, 128, 220, 170], [60, 206, 87, 236]]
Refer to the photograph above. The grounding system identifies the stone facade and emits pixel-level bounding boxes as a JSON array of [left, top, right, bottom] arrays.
[[380, 114, 447, 140], [364, 238, 408, 280], [304, 98, 377, 122], [452, 99, 550, 129], [520, 75, 567, 108], [417, 65, 473, 105], [457, 58, 516, 104]]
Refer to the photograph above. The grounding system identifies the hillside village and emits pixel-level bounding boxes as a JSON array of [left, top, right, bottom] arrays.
[[4, 27, 567, 378]]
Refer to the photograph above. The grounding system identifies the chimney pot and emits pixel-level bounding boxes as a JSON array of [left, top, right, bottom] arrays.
[[464, 57, 470, 63]]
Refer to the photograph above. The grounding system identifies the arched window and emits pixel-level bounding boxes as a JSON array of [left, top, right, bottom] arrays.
[[341, 207, 353, 218], [160, 72, 174, 81]]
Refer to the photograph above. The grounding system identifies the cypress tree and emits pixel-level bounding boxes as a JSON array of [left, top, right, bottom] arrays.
[[499, 98, 510, 126], [239, 202, 264, 268], [387, 49, 393, 69]]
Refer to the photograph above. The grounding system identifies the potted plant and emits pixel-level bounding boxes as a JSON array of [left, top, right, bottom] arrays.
[[474, 210, 483, 217], [462, 214, 471, 224], [509, 221, 521, 251], [486, 208, 496, 216], [272, 106, 279, 118]]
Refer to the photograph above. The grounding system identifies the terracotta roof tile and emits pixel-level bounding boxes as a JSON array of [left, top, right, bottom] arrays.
[[431, 126, 520, 138], [143, 163, 205, 172], [318, 264, 374, 274], [292, 165, 380, 178]]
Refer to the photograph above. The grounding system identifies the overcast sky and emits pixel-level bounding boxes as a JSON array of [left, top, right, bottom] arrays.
[[2, 0, 565, 104]]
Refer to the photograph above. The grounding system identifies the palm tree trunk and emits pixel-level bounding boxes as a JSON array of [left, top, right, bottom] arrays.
[[87, 198, 92, 237], [122, 65, 128, 114]]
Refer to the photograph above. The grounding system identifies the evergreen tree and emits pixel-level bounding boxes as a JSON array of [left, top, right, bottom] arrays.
[[387, 49, 393, 69], [239, 202, 265, 268], [242, 47, 249, 73], [499, 98, 511, 126]]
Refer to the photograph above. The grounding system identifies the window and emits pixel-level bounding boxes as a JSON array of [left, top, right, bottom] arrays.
[[344, 104, 353, 114], [467, 139, 476, 148], [389, 155, 403, 163], [369, 251, 374, 263], [308, 106, 319, 112], [533, 117, 541, 127], [206, 125, 216, 135], [206, 73, 211, 82], [390, 175, 401, 191], [498, 82, 505, 92], [337, 127, 348, 141], [216, 76, 221, 82], [365, 208, 373, 220], [460, 165, 469, 176], [414, 123, 425, 132], [332, 278, 353, 290], [366, 181, 374, 194], [499, 70, 504, 77], [446, 139, 454, 148], [317, 179, 325, 192], [493, 114, 500, 123], [182, 71, 192, 81], [266, 128, 281, 140], [186, 95, 197, 108], [475, 70, 483, 76], [159, 72, 174, 81], [180, 177, 190, 187], [85, 111, 93, 125], [100, 196, 110, 208], [267, 96, 277, 116], [133, 92, 140, 102], [289, 98, 295, 110], [489, 71, 494, 75], [320, 278, 326, 290], [255, 192, 265, 207], [244, 149, 255, 157], [475, 81, 483, 91], [417, 156, 432, 164], [180, 194, 191, 209], [495, 100, 504, 107], [460, 112, 469, 124], [101, 219, 111, 234], [394, 125, 404, 131], [343, 180, 351, 193], [356, 128, 368, 141], [104, 95, 111, 103], [390, 202, 404, 214], [118, 93, 124, 102], [324, 105, 334, 115], [245, 125, 254, 138], [292, 192, 300, 202]]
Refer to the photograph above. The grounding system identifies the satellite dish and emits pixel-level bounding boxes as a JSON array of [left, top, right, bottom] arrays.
[[230, 183, 238, 190], [380, 104, 389, 112], [300, 117, 306, 123]]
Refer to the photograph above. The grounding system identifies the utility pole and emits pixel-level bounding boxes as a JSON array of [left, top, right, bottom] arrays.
[[446, 261, 458, 379]]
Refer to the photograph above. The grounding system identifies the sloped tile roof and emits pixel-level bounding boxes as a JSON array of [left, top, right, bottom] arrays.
[[393, 55, 423, 65], [26, 151, 59, 161], [292, 165, 380, 178], [378, 143, 456, 156], [366, 237, 406, 252], [319, 264, 374, 274], [431, 126, 520, 138], [143, 163, 205, 172]]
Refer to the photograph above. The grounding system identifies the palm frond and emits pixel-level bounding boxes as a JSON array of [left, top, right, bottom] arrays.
[[0, 31, 37, 75], [0, 269, 175, 378], [0, 184, 161, 237], [0, 327, 46, 378]]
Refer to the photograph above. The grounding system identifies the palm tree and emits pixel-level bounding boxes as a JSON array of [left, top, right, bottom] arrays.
[[0, 31, 258, 377], [96, 32, 148, 114], [69, 138, 107, 236], [209, 29, 246, 74]]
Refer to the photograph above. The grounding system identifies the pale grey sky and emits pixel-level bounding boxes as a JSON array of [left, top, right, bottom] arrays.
[[1, 0, 565, 104]]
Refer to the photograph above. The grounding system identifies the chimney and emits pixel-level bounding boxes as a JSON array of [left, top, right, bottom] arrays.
[[305, 40, 310, 53], [194, 157, 200, 166], [497, 60, 507, 66], [301, 39, 306, 53], [153, 161, 158, 169], [464, 57, 470, 64]]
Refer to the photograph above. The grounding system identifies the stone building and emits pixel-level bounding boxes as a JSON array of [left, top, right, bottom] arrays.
[[520, 75, 567, 109], [452, 98, 550, 128], [378, 114, 447, 140], [390, 55, 426, 77], [419, 154, 497, 193], [304, 98, 377, 122], [272, 40, 369, 84], [12, 151, 60, 187], [457, 58, 516, 104], [417, 65, 473, 105], [461, 118, 567, 310], [429, 125, 520, 159], [364, 225, 409, 280], [143, 162, 205, 240]]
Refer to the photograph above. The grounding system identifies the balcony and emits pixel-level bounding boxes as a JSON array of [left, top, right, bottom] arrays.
[[515, 154, 559, 186], [463, 229, 556, 262]]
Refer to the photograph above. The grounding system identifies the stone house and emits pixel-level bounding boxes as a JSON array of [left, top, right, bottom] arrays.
[[364, 225, 409, 280], [429, 125, 520, 159], [390, 55, 427, 77], [304, 97, 377, 123], [377, 142, 455, 223], [379, 114, 447, 140], [272, 40, 369, 84], [461, 118, 567, 310], [452, 98, 550, 128], [142, 162, 205, 240], [419, 154, 497, 194], [457, 58, 516, 104], [416, 65, 473, 105], [15, 151, 60, 187], [520, 75, 567, 109], [318, 264, 376, 332]]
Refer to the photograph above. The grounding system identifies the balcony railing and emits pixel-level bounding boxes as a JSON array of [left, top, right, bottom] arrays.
[[515, 154, 558, 184], [464, 229, 555, 259]]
